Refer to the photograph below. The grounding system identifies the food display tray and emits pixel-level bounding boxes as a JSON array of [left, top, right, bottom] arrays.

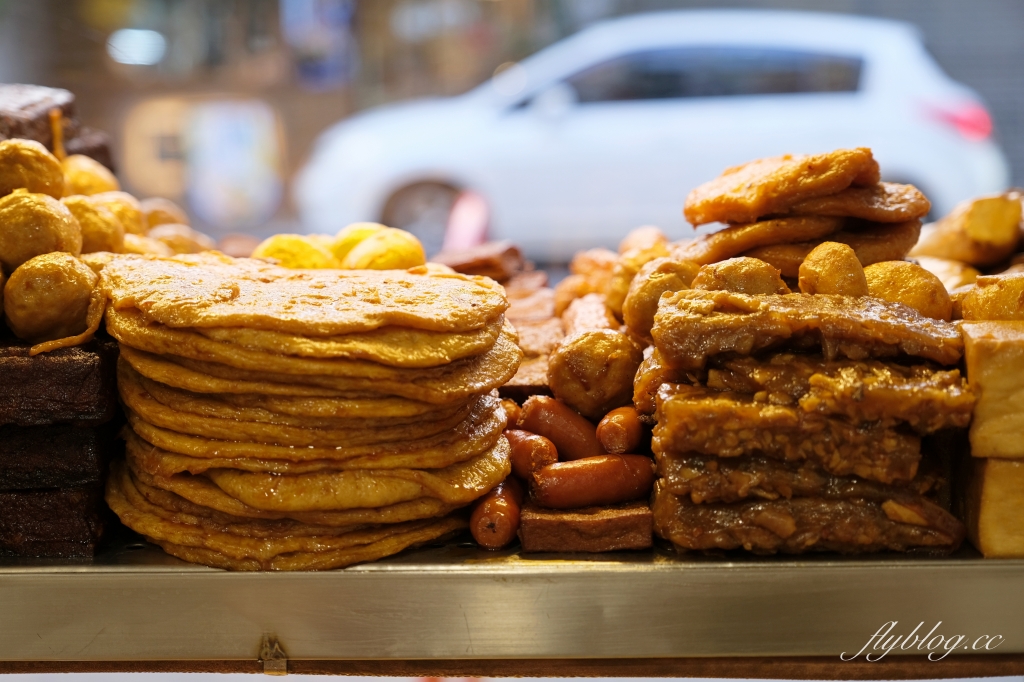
[[2, 533, 1024, 678]]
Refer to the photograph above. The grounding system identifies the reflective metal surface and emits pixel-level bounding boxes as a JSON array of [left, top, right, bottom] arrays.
[[1, 536, 1021, 662]]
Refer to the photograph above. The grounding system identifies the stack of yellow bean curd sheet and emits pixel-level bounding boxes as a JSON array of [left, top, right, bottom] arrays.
[[99, 253, 521, 570]]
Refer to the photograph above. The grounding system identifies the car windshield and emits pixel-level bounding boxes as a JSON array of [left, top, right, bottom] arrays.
[[566, 46, 863, 102]]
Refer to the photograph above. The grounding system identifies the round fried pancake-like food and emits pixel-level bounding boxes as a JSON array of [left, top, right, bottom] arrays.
[[125, 360, 472, 429], [118, 364, 477, 447], [99, 252, 508, 335], [107, 310, 522, 403], [784, 182, 930, 223], [129, 463, 460, 527], [107, 462, 466, 570], [673, 216, 844, 266], [128, 435, 510, 512], [194, 314, 504, 367], [123, 393, 505, 466], [684, 148, 880, 226]]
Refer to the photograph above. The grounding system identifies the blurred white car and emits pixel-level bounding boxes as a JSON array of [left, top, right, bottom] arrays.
[[295, 9, 1010, 261]]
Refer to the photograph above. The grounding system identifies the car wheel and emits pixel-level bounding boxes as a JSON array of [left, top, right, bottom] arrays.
[[381, 182, 460, 256]]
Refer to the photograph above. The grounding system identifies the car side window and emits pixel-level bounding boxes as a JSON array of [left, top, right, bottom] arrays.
[[565, 46, 863, 102]]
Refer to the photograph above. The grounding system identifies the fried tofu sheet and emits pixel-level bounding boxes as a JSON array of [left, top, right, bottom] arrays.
[[683, 148, 880, 226], [100, 252, 508, 335], [651, 290, 964, 371]]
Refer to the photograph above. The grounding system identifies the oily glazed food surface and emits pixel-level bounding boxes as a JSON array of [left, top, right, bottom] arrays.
[[99, 253, 508, 335]]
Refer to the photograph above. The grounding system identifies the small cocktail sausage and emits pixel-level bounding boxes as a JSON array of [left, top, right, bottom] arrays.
[[505, 429, 559, 480], [531, 455, 655, 509], [596, 406, 644, 454], [517, 395, 605, 461], [470, 477, 525, 550]]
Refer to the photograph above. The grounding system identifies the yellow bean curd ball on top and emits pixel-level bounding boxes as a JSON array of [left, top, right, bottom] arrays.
[[251, 233, 343, 269], [331, 222, 387, 262], [140, 197, 190, 230], [0, 190, 82, 272], [864, 260, 953, 322], [0, 139, 64, 198], [340, 227, 426, 270], [62, 154, 119, 196], [4, 252, 97, 342], [89, 191, 146, 235], [61, 195, 125, 254]]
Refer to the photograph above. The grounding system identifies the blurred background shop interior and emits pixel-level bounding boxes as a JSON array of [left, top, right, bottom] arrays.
[[2, 0, 1022, 264]]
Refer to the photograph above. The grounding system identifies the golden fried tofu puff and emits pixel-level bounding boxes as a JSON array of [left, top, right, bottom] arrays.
[[62, 154, 119, 196], [4, 252, 97, 343], [89, 191, 146, 235], [691, 257, 791, 296], [622, 257, 700, 341], [141, 196, 190, 229], [864, 260, 952, 321], [0, 190, 82, 272], [798, 242, 869, 296], [547, 329, 644, 420], [0, 139, 65, 198], [61, 195, 125, 254], [148, 224, 216, 254]]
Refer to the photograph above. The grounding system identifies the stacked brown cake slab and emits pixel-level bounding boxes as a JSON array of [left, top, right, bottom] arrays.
[[0, 334, 118, 557], [100, 253, 520, 570], [0, 83, 114, 170]]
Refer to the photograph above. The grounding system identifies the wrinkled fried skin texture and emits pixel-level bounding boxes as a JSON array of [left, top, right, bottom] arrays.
[[651, 289, 964, 371], [960, 273, 1024, 321], [798, 242, 868, 296], [123, 393, 505, 466], [126, 434, 511, 511], [0, 139, 64, 198], [654, 384, 921, 484], [691, 257, 790, 295], [683, 148, 880, 226], [4, 252, 97, 343], [100, 253, 508, 335], [604, 242, 671, 316], [705, 354, 974, 434], [106, 461, 466, 570], [784, 182, 930, 222], [548, 329, 644, 419], [652, 481, 965, 554], [622, 257, 699, 341], [657, 452, 943, 505], [864, 261, 952, 321], [633, 349, 687, 415], [673, 216, 843, 265], [0, 190, 82, 272], [61, 195, 125, 253], [742, 219, 922, 278]]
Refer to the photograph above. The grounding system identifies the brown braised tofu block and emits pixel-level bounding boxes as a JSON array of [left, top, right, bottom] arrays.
[[0, 335, 118, 426], [965, 458, 1024, 557], [0, 485, 106, 557], [653, 482, 964, 554], [504, 270, 548, 296], [432, 241, 525, 281], [519, 500, 652, 552], [499, 355, 552, 402], [962, 321, 1024, 458], [0, 424, 110, 490]]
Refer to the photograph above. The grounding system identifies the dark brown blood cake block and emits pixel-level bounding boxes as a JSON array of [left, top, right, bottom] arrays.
[[64, 126, 115, 172], [519, 500, 652, 552], [0, 83, 77, 148], [0, 336, 118, 426], [0, 485, 106, 557], [0, 424, 109, 490]]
